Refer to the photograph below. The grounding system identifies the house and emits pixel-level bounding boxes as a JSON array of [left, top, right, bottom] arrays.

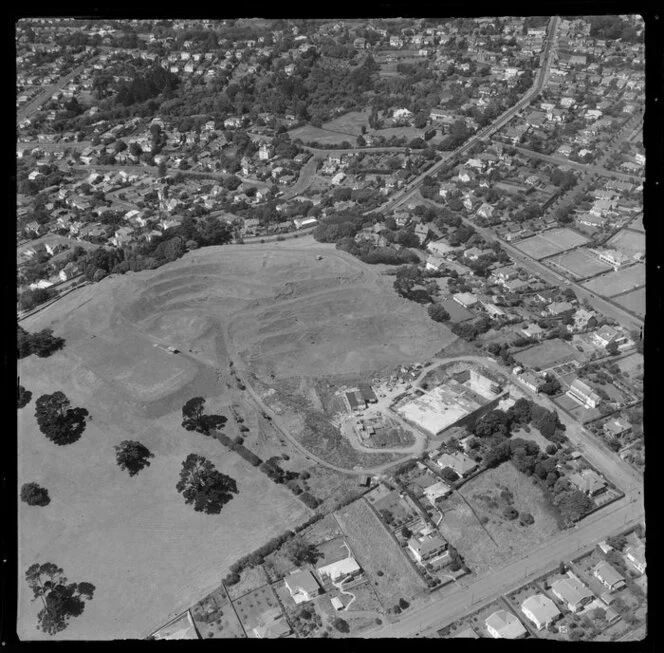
[[491, 265, 519, 284], [453, 292, 478, 309], [503, 278, 529, 293], [603, 418, 631, 439], [58, 261, 80, 282], [452, 627, 480, 638], [284, 570, 322, 604], [423, 480, 452, 504], [427, 240, 456, 257], [592, 325, 626, 348], [414, 223, 431, 244], [568, 468, 607, 496], [252, 607, 291, 638], [546, 301, 574, 316], [293, 217, 318, 230], [426, 255, 447, 272], [331, 172, 346, 186], [597, 249, 630, 270], [593, 561, 626, 592], [572, 308, 597, 331], [520, 372, 546, 393], [485, 610, 527, 639], [407, 532, 447, 563], [521, 594, 561, 630], [520, 323, 544, 341], [625, 544, 646, 574], [317, 555, 362, 583], [567, 378, 601, 409], [551, 575, 595, 613], [436, 452, 478, 477]]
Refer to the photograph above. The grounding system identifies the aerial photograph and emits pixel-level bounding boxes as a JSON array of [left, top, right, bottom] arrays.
[[16, 15, 646, 641]]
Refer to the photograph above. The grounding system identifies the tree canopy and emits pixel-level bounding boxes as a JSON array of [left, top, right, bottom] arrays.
[[25, 563, 96, 635], [18, 325, 65, 359], [115, 440, 154, 476], [21, 483, 50, 506], [181, 397, 227, 435], [176, 453, 238, 514], [34, 392, 89, 446], [18, 383, 33, 409]]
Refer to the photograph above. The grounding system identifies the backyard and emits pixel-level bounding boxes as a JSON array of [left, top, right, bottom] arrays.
[[513, 338, 581, 370]]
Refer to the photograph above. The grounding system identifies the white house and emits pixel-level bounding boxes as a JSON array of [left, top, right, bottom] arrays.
[[520, 594, 561, 630], [284, 570, 322, 604], [485, 610, 527, 639]]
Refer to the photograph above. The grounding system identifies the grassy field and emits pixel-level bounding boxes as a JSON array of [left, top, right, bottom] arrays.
[[582, 263, 645, 297], [612, 287, 645, 318], [513, 338, 581, 370], [335, 499, 427, 607], [288, 125, 356, 145], [515, 235, 564, 259], [542, 228, 589, 250], [322, 110, 370, 136], [439, 298, 475, 322], [438, 464, 561, 575], [627, 217, 644, 233], [607, 229, 645, 258], [548, 249, 612, 279]]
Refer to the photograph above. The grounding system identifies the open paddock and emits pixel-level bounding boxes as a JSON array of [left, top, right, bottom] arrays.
[[547, 249, 612, 279], [369, 125, 424, 141], [582, 264, 645, 297], [288, 125, 356, 146], [321, 110, 370, 136], [612, 287, 645, 318], [512, 338, 581, 370], [232, 584, 281, 632], [515, 235, 564, 260], [542, 227, 590, 250], [334, 498, 427, 607]]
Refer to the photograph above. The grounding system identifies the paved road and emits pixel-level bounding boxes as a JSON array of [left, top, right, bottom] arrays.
[[371, 17, 560, 216], [17, 57, 97, 122], [511, 145, 644, 184], [364, 496, 643, 638]]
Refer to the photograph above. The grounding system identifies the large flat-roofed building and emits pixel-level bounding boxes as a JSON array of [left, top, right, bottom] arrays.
[[566, 378, 601, 408]]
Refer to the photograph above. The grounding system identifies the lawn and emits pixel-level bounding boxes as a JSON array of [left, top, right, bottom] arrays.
[[289, 125, 356, 146], [438, 599, 511, 639], [439, 298, 475, 322], [540, 228, 589, 251], [512, 338, 581, 370], [582, 263, 645, 297], [322, 110, 370, 136], [225, 565, 271, 601], [232, 583, 281, 632], [437, 463, 561, 575], [369, 126, 424, 141], [334, 498, 427, 608], [627, 217, 644, 233], [548, 250, 612, 279], [515, 235, 564, 260], [615, 353, 644, 379], [606, 229, 645, 258], [613, 287, 645, 318]]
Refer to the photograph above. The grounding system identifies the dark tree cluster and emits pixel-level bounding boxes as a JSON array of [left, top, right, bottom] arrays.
[[34, 392, 89, 446], [115, 65, 180, 107], [181, 397, 227, 436], [18, 383, 33, 409], [18, 326, 66, 359], [21, 482, 51, 506], [25, 563, 96, 635], [176, 453, 238, 514], [115, 440, 154, 476]]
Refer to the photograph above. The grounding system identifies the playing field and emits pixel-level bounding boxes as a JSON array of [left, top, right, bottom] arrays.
[[17, 237, 456, 639], [548, 249, 612, 279], [606, 229, 645, 259], [582, 263, 645, 297], [321, 110, 370, 136], [515, 228, 589, 260], [613, 286, 646, 318], [288, 125, 356, 145], [369, 126, 423, 141], [512, 338, 581, 370]]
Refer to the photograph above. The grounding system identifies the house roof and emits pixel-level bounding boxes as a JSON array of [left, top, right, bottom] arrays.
[[521, 594, 560, 624], [285, 569, 320, 595], [568, 468, 606, 494], [593, 561, 624, 587], [408, 532, 447, 557], [437, 452, 477, 475], [551, 576, 593, 607], [485, 610, 527, 638]]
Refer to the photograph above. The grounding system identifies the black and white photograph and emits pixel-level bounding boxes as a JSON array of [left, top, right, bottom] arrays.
[[13, 13, 650, 643]]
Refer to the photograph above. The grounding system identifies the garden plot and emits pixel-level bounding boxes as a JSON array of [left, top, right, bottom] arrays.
[[191, 586, 246, 639]]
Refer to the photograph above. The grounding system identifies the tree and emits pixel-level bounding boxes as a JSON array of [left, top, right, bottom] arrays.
[[440, 467, 459, 483], [176, 453, 238, 514], [158, 161, 168, 177], [18, 326, 65, 359], [284, 535, 322, 566], [428, 303, 450, 322], [18, 383, 33, 409], [398, 597, 410, 610], [401, 526, 413, 539], [34, 392, 89, 446], [25, 563, 95, 635], [519, 512, 534, 525], [606, 341, 619, 356], [115, 440, 154, 476], [333, 618, 350, 633], [21, 483, 50, 506], [181, 397, 227, 435]]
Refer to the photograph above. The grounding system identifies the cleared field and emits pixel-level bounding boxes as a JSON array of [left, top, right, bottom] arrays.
[[18, 238, 455, 638], [288, 125, 356, 145], [513, 338, 581, 370], [582, 263, 645, 297], [607, 229, 645, 258], [515, 235, 564, 259], [321, 110, 370, 136], [335, 499, 427, 607], [548, 249, 612, 279], [438, 463, 561, 575], [613, 287, 645, 318], [516, 228, 589, 260], [369, 126, 423, 140]]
